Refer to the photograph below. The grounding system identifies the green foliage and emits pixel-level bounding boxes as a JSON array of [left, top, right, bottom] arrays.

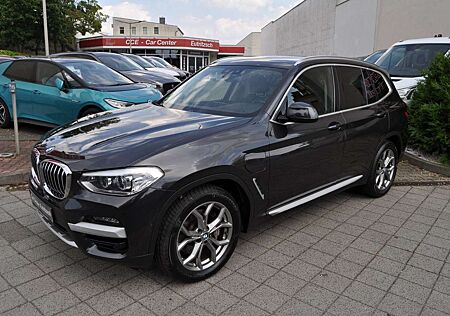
[[0, 0, 107, 54], [409, 54, 450, 164], [0, 50, 23, 56]]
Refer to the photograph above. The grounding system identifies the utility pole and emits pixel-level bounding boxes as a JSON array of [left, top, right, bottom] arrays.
[[42, 0, 49, 56]]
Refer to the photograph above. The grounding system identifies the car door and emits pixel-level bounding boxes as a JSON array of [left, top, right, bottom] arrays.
[[268, 65, 346, 209], [335, 65, 390, 177], [33, 61, 80, 125], [2, 60, 37, 120]]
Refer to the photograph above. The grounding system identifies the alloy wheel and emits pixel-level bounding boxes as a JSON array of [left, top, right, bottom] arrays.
[[176, 201, 233, 271], [375, 148, 395, 191], [0, 103, 6, 125]]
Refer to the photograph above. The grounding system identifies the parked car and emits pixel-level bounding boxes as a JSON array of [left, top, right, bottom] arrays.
[[364, 49, 387, 64], [0, 58, 162, 128], [142, 56, 190, 79], [123, 54, 185, 81], [376, 37, 450, 101], [30, 56, 407, 281], [0, 56, 14, 63], [52, 52, 180, 94]]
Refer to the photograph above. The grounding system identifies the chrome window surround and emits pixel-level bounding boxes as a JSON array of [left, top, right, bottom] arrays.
[[38, 159, 72, 200], [270, 63, 393, 126]]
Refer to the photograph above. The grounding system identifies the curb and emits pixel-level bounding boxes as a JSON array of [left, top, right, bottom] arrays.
[[394, 180, 450, 187], [0, 171, 29, 186], [404, 152, 450, 177]]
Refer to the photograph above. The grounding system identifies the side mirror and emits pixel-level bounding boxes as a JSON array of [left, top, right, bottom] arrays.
[[286, 102, 319, 123], [55, 78, 66, 91]]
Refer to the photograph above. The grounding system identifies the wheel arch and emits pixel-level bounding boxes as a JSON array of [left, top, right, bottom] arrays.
[[77, 104, 103, 118]]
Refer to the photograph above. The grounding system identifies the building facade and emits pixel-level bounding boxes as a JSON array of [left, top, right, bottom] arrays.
[[78, 17, 244, 72], [243, 0, 450, 58], [237, 32, 262, 57]]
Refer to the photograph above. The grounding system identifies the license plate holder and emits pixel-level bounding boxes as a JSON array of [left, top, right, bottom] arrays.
[[31, 192, 53, 223]]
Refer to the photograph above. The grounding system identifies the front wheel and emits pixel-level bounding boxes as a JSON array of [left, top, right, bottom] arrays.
[[0, 100, 11, 128], [156, 185, 240, 282], [362, 141, 398, 197]]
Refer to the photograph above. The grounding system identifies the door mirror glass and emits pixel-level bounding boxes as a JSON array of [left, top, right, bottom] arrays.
[[286, 102, 319, 123], [55, 78, 65, 91]]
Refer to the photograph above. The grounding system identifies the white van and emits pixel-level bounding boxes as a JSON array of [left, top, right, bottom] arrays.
[[375, 37, 450, 101]]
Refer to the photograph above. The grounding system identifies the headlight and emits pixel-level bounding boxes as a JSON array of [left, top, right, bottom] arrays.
[[104, 99, 135, 108], [397, 87, 415, 100], [79, 167, 164, 196]]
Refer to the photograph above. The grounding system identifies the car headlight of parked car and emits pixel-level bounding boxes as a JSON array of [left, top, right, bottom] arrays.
[[104, 99, 135, 108], [397, 87, 415, 100], [79, 167, 164, 196]]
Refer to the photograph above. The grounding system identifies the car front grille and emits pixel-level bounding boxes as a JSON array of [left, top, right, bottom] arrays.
[[40, 160, 72, 199]]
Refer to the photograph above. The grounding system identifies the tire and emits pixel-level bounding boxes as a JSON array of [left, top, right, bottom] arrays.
[[80, 107, 101, 118], [362, 141, 398, 198], [0, 99, 12, 128], [156, 185, 241, 282]]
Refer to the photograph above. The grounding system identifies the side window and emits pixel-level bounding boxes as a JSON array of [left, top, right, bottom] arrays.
[[285, 66, 335, 116], [362, 69, 390, 104], [36, 62, 63, 87], [3, 60, 36, 82], [336, 66, 367, 110]]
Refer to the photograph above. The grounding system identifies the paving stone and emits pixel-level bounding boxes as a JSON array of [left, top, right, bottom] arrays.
[[167, 302, 210, 316], [86, 288, 134, 316], [300, 224, 331, 238], [298, 248, 334, 268], [343, 280, 385, 307], [311, 270, 352, 294], [357, 267, 396, 291], [50, 263, 91, 286], [334, 222, 365, 237], [282, 259, 321, 281], [264, 270, 306, 296], [244, 284, 289, 313], [274, 298, 322, 316], [420, 306, 448, 316], [0, 253, 29, 274], [35, 253, 74, 273], [249, 232, 283, 248], [70, 275, 113, 301], [0, 220, 33, 242], [4, 263, 44, 286], [387, 236, 419, 252], [0, 289, 26, 314], [140, 287, 186, 315], [216, 273, 259, 298], [235, 240, 268, 259], [295, 283, 339, 310], [338, 247, 374, 266], [222, 300, 268, 316], [311, 238, 347, 256], [168, 279, 211, 300], [33, 288, 80, 315], [191, 286, 238, 315], [328, 296, 374, 316], [378, 245, 412, 264], [325, 258, 364, 279], [399, 265, 439, 288], [224, 252, 252, 270], [350, 237, 383, 254], [237, 260, 277, 283], [22, 243, 60, 262], [368, 256, 405, 276], [16, 275, 60, 301], [96, 264, 139, 286], [287, 231, 320, 247], [256, 249, 292, 269], [424, 290, 450, 314], [2, 303, 42, 316], [390, 278, 432, 304], [58, 303, 100, 316], [378, 293, 422, 316], [415, 243, 449, 261], [408, 253, 444, 274], [434, 275, 450, 295]]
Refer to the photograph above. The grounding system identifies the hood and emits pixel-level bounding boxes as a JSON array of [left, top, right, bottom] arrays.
[[100, 85, 162, 103], [146, 68, 180, 77], [37, 104, 248, 170], [122, 70, 180, 84], [391, 76, 422, 90]]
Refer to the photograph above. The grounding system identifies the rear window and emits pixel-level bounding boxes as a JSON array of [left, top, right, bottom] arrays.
[[362, 69, 390, 104], [4, 60, 36, 82]]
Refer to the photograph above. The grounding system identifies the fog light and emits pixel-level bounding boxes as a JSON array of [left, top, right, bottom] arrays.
[[93, 216, 120, 225]]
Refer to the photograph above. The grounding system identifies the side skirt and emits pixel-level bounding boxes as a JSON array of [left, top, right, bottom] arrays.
[[267, 175, 363, 216]]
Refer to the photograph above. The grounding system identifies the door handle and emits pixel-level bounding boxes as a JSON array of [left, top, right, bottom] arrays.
[[328, 122, 342, 131], [33, 90, 41, 95], [375, 111, 386, 118]]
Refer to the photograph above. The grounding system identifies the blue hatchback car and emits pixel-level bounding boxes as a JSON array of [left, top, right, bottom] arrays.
[[0, 58, 162, 128]]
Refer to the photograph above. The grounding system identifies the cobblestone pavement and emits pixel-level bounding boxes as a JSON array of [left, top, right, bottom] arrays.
[[1, 186, 450, 315]]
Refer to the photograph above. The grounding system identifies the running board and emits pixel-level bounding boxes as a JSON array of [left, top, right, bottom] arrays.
[[267, 175, 363, 216]]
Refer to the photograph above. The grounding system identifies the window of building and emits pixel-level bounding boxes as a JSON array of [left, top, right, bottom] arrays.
[[336, 66, 367, 110], [143, 27, 148, 35], [285, 66, 335, 116], [119, 26, 124, 34], [131, 27, 136, 35], [154, 27, 159, 35], [362, 69, 390, 104]]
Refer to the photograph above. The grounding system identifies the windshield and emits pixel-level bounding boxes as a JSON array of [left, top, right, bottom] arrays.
[[125, 54, 154, 68], [58, 60, 133, 86], [364, 50, 385, 64], [154, 57, 173, 68], [142, 57, 162, 68], [96, 54, 143, 72], [376, 44, 450, 77], [160, 65, 286, 117]]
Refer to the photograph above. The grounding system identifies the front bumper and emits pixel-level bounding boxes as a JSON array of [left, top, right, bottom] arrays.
[[30, 179, 173, 268]]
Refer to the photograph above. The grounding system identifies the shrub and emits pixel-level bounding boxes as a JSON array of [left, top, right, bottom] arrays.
[[0, 49, 22, 56], [409, 54, 450, 165]]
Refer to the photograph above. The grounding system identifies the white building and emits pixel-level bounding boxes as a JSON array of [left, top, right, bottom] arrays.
[[242, 0, 450, 57], [112, 17, 184, 37]]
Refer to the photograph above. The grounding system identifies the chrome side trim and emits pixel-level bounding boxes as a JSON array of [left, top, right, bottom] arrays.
[[36, 212, 78, 248], [270, 63, 393, 126], [268, 175, 363, 216], [68, 222, 127, 238], [252, 178, 265, 200]]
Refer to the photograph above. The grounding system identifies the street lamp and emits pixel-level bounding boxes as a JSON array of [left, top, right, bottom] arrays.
[[115, 19, 144, 53], [42, 0, 49, 56]]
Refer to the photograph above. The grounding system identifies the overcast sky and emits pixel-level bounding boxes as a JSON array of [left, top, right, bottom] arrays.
[[98, 0, 301, 44]]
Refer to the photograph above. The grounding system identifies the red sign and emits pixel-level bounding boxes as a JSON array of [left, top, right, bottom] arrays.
[[79, 37, 221, 51]]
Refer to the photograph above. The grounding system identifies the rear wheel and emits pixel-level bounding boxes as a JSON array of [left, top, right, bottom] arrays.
[[156, 185, 240, 282], [0, 100, 11, 128], [362, 141, 398, 197], [80, 107, 101, 118]]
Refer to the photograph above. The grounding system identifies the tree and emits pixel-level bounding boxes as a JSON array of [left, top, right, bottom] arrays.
[[0, 0, 107, 54]]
